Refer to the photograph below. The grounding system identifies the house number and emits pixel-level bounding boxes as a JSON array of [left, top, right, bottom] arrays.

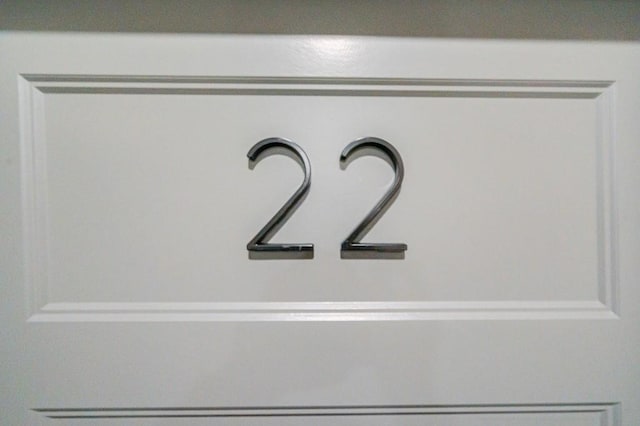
[[247, 137, 407, 260]]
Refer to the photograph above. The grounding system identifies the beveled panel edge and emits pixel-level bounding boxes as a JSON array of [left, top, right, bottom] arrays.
[[19, 75, 50, 318], [595, 85, 619, 315], [27, 74, 608, 98], [33, 402, 620, 422], [28, 300, 618, 322], [19, 75, 618, 322]]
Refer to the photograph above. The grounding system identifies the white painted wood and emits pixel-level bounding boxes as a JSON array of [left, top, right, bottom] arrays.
[[1, 34, 638, 425]]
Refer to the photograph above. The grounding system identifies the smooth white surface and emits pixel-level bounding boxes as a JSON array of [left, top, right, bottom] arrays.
[[1, 33, 639, 424]]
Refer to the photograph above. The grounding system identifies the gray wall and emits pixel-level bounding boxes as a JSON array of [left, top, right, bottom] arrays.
[[1, 0, 638, 40]]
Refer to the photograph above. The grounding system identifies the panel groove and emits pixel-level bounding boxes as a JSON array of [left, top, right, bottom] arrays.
[[22, 74, 613, 88], [33, 402, 619, 422]]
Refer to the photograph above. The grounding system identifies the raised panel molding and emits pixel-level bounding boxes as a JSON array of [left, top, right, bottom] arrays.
[[19, 75, 619, 322], [34, 403, 620, 425]]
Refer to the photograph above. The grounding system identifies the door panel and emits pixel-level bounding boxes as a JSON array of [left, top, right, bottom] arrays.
[[24, 78, 609, 311], [1, 34, 638, 425]]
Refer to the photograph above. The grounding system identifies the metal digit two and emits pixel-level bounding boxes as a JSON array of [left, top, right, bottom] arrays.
[[247, 137, 407, 260]]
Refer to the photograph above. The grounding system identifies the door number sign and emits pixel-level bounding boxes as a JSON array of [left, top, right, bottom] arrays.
[[247, 137, 407, 260]]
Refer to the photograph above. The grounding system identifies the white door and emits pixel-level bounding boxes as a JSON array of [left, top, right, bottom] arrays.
[[1, 34, 639, 425]]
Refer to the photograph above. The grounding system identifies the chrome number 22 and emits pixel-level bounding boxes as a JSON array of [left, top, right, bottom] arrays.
[[247, 137, 407, 260]]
